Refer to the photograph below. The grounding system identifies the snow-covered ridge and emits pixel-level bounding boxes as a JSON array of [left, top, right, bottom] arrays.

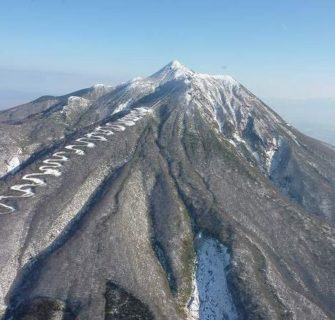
[[148, 61, 286, 174], [149, 60, 239, 87], [110, 60, 240, 116], [92, 83, 112, 89], [91, 83, 114, 94], [61, 96, 91, 117]]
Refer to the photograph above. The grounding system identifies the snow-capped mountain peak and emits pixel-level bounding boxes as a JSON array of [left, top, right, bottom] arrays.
[[169, 59, 186, 69], [148, 60, 239, 89], [164, 59, 192, 74], [0, 60, 334, 320], [148, 60, 194, 83]]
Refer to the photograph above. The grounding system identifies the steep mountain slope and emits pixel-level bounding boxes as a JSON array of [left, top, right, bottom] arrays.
[[0, 61, 334, 320]]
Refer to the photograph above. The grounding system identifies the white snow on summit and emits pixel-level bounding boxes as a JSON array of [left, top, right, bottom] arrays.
[[106, 60, 286, 174], [149, 60, 194, 83], [148, 60, 239, 87]]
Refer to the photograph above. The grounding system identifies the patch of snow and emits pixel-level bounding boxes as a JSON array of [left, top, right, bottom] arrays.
[[61, 96, 91, 116], [89, 83, 114, 99], [265, 137, 279, 172], [92, 83, 105, 88], [232, 132, 244, 143], [188, 234, 238, 320], [91, 83, 114, 93], [92, 83, 112, 89], [197, 73, 239, 87], [266, 148, 276, 170], [188, 275, 200, 320], [228, 139, 237, 147], [6, 156, 20, 173], [112, 100, 132, 115]]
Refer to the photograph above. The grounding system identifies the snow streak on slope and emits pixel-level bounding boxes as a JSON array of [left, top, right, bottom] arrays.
[[6, 156, 21, 174], [188, 233, 238, 320]]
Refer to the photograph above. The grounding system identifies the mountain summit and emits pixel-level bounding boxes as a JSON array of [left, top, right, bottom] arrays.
[[149, 60, 237, 85], [0, 62, 334, 320]]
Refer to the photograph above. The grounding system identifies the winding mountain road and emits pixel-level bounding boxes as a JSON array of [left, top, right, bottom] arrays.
[[0, 107, 150, 215]]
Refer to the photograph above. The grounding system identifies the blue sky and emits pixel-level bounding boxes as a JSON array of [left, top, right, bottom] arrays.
[[0, 0, 334, 144], [1, 0, 334, 98]]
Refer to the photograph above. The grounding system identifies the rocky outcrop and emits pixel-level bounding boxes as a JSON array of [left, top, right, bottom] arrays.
[[105, 282, 154, 320], [8, 297, 76, 320]]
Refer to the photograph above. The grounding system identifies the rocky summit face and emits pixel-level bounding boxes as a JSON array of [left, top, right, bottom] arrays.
[[0, 61, 334, 320]]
